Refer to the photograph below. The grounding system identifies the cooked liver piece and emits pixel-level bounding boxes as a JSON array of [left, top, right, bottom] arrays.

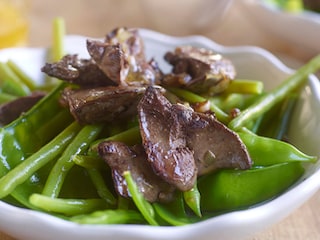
[[41, 54, 115, 87], [138, 86, 197, 192], [163, 46, 236, 95], [87, 28, 162, 87], [98, 141, 175, 203], [138, 86, 251, 190], [61, 85, 145, 124], [0, 91, 46, 125]]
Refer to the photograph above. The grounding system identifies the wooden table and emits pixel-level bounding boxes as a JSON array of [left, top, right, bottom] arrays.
[[1, 0, 319, 239]]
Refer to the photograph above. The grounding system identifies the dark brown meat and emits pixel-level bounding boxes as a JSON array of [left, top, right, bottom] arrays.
[[86, 41, 129, 86], [163, 46, 236, 95], [41, 54, 116, 87], [0, 91, 46, 125], [61, 85, 145, 124], [105, 27, 145, 62], [182, 107, 252, 175], [98, 141, 175, 203], [138, 86, 252, 189], [87, 27, 162, 87], [138, 86, 197, 191]]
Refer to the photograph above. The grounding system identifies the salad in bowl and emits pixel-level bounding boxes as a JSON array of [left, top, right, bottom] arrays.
[[0, 24, 319, 240]]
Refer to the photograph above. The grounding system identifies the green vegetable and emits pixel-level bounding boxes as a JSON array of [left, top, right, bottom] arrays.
[[183, 181, 202, 217], [51, 17, 66, 62], [229, 54, 320, 131], [86, 168, 117, 205], [123, 171, 158, 226], [198, 162, 305, 212], [0, 83, 73, 206], [225, 79, 264, 95], [90, 125, 141, 154], [168, 87, 230, 124], [42, 124, 103, 198], [72, 155, 105, 169], [257, 95, 297, 139], [0, 61, 30, 96], [73, 157, 116, 206], [7, 60, 37, 91], [70, 209, 145, 224], [0, 122, 81, 199], [29, 193, 108, 216], [153, 193, 196, 226], [0, 91, 16, 104], [239, 132, 317, 166]]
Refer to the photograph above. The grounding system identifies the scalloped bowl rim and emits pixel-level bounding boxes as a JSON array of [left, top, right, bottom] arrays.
[[0, 29, 319, 240]]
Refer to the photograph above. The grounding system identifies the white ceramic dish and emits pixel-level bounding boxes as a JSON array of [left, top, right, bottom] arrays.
[[0, 29, 319, 240], [240, 0, 320, 57]]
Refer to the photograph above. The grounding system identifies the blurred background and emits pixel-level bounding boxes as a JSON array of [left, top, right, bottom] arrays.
[[26, 0, 318, 63]]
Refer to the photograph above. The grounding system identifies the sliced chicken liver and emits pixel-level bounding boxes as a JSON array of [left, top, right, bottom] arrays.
[[98, 141, 175, 203], [138, 86, 252, 190]]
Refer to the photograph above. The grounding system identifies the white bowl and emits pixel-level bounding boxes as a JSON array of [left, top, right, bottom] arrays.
[[0, 29, 319, 240], [240, 0, 320, 57]]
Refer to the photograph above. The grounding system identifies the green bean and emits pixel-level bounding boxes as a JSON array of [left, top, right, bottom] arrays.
[[90, 125, 141, 153], [167, 87, 230, 124], [258, 95, 297, 140], [0, 61, 29, 96], [7, 60, 37, 91], [87, 168, 116, 205], [29, 193, 107, 216], [225, 79, 264, 94], [228, 54, 320, 131], [209, 94, 259, 113], [70, 209, 145, 224], [42, 124, 103, 198], [0, 122, 81, 199], [0, 91, 16, 104], [273, 96, 297, 140], [153, 204, 194, 226], [72, 155, 105, 169], [123, 171, 158, 226], [153, 191, 201, 226]]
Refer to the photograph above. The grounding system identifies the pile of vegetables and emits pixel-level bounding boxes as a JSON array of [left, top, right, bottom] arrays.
[[0, 18, 319, 226]]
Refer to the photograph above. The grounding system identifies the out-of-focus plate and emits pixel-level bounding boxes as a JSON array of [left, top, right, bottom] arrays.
[[240, 0, 320, 56], [0, 29, 319, 240]]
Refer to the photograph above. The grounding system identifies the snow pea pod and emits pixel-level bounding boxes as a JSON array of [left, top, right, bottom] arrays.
[[238, 132, 317, 166], [198, 162, 304, 212], [0, 83, 73, 206]]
